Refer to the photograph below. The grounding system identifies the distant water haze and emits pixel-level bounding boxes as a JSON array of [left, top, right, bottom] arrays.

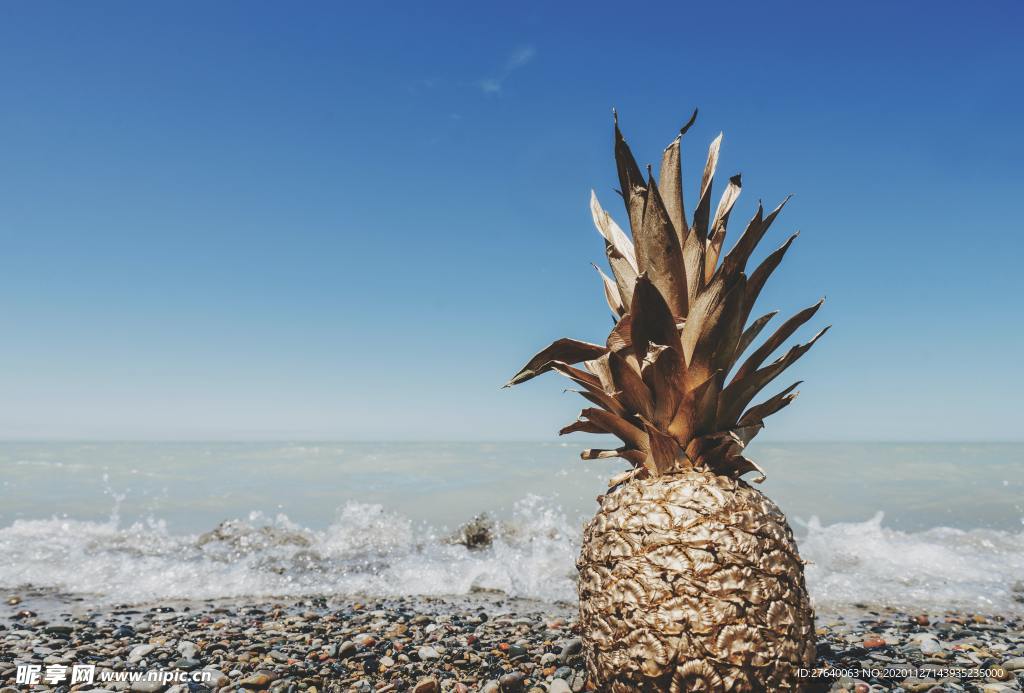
[[1, 442, 1022, 612], [2, 441, 1020, 532]]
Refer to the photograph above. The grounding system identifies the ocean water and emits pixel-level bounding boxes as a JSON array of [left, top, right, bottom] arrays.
[[0, 442, 1022, 612]]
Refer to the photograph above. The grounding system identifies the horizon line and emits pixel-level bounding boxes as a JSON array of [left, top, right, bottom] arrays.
[[0, 438, 1020, 445]]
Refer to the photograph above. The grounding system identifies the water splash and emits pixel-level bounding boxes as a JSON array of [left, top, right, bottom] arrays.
[[0, 496, 581, 605], [800, 512, 1024, 611], [1, 500, 1022, 612]]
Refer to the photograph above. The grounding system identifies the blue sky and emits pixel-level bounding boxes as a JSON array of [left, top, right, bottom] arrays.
[[1, 1, 1022, 441]]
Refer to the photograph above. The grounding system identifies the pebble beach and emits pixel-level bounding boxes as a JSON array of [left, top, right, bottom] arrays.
[[2, 590, 1023, 693]]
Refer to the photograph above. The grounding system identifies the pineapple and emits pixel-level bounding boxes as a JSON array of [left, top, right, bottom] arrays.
[[507, 111, 826, 692]]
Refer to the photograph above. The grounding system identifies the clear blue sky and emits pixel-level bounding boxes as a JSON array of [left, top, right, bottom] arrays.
[[1, 1, 1021, 441]]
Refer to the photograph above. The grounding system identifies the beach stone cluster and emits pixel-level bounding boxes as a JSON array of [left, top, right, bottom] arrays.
[[817, 609, 1024, 692], [0, 594, 586, 692], [1, 593, 1022, 692]]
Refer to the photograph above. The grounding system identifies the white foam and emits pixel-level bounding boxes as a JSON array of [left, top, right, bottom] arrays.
[[800, 512, 1024, 612], [1, 501, 1021, 612], [0, 495, 580, 605]]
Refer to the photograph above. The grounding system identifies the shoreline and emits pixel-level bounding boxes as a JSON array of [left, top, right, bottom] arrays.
[[2, 590, 1023, 692]]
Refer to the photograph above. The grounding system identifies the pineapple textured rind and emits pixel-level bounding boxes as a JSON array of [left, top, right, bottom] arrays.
[[578, 468, 815, 692]]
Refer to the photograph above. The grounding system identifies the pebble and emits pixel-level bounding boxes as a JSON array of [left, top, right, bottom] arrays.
[[2, 595, 1022, 693], [548, 679, 572, 693], [900, 677, 938, 692], [412, 676, 439, 693], [418, 645, 440, 660], [558, 637, 583, 663], [498, 671, 526, 691], [129, 682, 166, 693], [237, 673, 273, 688], [127, 643, 156, 663], [201, 668, 229, 688]]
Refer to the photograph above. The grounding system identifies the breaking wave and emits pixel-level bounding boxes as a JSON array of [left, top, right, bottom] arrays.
[[1, 500, 1021, 612]]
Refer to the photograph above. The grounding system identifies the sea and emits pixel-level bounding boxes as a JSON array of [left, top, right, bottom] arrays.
[[1, 442, 1021, 613]]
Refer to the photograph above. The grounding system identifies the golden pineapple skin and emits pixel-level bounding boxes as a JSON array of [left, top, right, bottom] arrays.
[[577, 468, 815, 692]]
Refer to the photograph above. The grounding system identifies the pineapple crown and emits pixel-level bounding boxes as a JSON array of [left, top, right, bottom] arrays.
[[506, 110, 828, 486]]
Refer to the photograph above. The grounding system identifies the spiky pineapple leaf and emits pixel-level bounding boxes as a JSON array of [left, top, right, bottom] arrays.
[[681, 217, 706, 307], [643, 346, 684, 430], [659, 136, 684, 241], [590, 191, 638, 305], [743, 232, 799, 324], [705, 174, 742, 282], [691, 133, 722, 240], [609, 351, 653, 420], [583, 353, 615, 393], [644, 424, 679, 475], [578, 407, 649, 450], [723, 196, 792, 279], [568, 388, 630, 419], [667, 369, 722, 445], [738, 381, 802, 428], [657, 109, 697, 244], [606, 313, 632, 352], [613, 112, 647, 234], [506, 339, 607, 387], [718, 326, 829, 426], [548, 360, 605, 391], [635, 170, 688, 316], [629, 275, 683, 364], [732, 299, 824, 384], [735, 311, 779, 361], [593, 263, 625, 318], [560, 418, 606, 435], [590, 190, 637, 268]]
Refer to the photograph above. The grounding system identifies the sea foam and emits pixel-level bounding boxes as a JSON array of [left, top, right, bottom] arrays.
[[0, 497, 1021, 612]]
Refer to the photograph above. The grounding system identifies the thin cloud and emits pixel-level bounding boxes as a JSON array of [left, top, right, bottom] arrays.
[[479, 78, 503, 94], [505, 45, 536, 70], [479, 44, 536, 95]]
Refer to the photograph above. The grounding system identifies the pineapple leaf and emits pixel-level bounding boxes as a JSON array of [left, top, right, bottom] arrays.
[[581, 447, 645, 468], [560, 418, 606, 435], [635, 169, 688, 316], [609, 351, 653, 420], [735, 311, 779, 362], [593, 263, 626, 318], [658, 108, 698, 246], [732, 299, 825, 384], [644, 346, 684, 430], [718, 326, 829, 426], [743, 232, 799, 324], [606, 313, 632, 352], [722, 195, 791, 279], [630, 274, 683, 363], [738, 381, 802, 428], [613, 111, 648, 235], [705, 174, 742, 282], [591, 191, 638, 305], [691, 133, 722, 240], [568, 389, 630, 419], [643, 423, 680, 475], [506, 339, 607, 387], [578, 407, 649, 450]]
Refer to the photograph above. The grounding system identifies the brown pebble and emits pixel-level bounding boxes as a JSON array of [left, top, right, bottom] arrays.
[[237, 673, 273, 689], [863, 637, 886, 648], [412, 677, 439, 693]]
